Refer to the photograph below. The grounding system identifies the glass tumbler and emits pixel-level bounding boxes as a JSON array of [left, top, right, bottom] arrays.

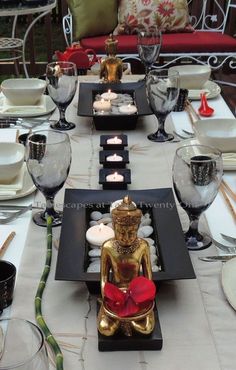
[[0, 318, 49, 370]]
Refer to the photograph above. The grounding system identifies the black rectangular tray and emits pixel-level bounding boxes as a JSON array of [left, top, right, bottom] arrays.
[[55, 188, 195, 293], [77, 81, 152, 130]]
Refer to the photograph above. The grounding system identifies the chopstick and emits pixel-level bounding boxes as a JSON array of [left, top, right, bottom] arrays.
[[0, 231, 16, 258], [186, 100, 201, 120], [15, 129, 19, 143], [222, 179, 236, 202], [220, 185, 236, 222], [185, 106, 195, 129]]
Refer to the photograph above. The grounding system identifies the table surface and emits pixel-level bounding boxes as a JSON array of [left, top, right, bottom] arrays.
[[1, 75, 236, 370]]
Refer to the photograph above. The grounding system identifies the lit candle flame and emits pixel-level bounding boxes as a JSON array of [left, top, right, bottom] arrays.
[[108, 89, 111, 94], [113, 172, 118, 180], [99, 223, 104, 232]]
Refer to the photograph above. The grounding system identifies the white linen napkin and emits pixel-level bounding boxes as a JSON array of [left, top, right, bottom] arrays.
[[0, 163, 25, 196], [222, 153, 236, 170], [0, 129, 18, 143], [188, 88, 210, 99], [0, 95, 47, 115]]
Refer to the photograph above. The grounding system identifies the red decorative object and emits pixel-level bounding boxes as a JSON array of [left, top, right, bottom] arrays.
[[104, 276, 156, 317], [198, 93, 214, 117], [54, 43, 98, 70]]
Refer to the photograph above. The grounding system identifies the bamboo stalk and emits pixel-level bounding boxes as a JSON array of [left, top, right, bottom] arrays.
[[35, 216, 64, 370], [0, 231, 16, 258], [220, 185, 236, 222], [222, 179, 236, 202]]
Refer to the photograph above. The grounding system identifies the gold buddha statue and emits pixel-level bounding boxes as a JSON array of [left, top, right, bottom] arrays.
[[97, 196, 155, 337], [100, 34, 123, 83]]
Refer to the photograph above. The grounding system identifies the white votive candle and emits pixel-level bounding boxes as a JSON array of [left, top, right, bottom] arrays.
[[106, 172, 124, 182], [106, 154, 123, 162], [101, 89, 118, 101], [106, 136, 122, 145], [119, 104, 137, 115], [86, 223, 114, 246], [93, 99, 111, 112]]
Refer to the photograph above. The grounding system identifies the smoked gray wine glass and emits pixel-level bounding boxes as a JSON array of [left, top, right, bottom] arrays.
[[26, 130, 71, 227], [172, 145, 223, 250], [137, 29, 162, 79], [146, 69, 179, 142], [46, 61, 77, 131]]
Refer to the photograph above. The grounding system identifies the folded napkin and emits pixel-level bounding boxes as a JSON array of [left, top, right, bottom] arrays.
[[0, 129, 18, 143], [222, 153, 236, 170], [0, 95, 47, 115], [0, 163, 25, 196], [205, 173, 236, 246], [188, 88, 210, 100]]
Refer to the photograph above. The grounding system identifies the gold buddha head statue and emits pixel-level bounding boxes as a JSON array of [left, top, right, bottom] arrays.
[[112, 196, 142, 246], [105, 34, 118, 56]]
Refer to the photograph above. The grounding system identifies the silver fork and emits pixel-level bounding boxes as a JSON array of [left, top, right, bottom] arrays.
[[221, 233, 236, 243], [173, 130, 192, 140], [182, 129, 195, 137]]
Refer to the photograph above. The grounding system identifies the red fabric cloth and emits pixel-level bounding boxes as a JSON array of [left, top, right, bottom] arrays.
[[80, 32, 236, 54]]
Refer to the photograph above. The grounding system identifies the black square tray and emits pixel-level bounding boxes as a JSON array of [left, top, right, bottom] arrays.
[[77, 81, 152, 130], [55, 188, 195, 294]]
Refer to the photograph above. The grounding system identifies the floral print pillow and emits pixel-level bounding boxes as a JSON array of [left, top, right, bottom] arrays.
[[114, 0, 193, 34]]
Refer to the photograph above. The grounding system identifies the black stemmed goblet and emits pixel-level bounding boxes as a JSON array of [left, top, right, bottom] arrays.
[[172, 145, 223, 250], [26, 130, 71, 227], [146, 69, 179, 142], [46, 61, 77, 131], [137, 29, 162, 79]]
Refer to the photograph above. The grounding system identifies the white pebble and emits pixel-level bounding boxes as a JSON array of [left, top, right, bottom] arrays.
[[88, 249, 101, 257], [89, 220, 98, 227], [139, 226, 153, 238], [89, 257, 100, 263], [137, 229, 145, 238], [144, 238, 155, 245], [89, 244, 100, 249], [102, 213, 111, 218], [97, 217, 112, 225], [90, 211, 103, 221], [149, 245, 156, 254], [150, 254, 157, 265], [152, 265, 160, 272], [140, 219, 152, 226], [87, 264, 100, 273]]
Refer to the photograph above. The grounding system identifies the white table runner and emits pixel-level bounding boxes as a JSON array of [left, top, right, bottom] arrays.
[[2, 76, 235, 370]]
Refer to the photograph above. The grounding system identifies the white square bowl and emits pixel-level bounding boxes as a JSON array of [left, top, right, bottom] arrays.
[[1, 78, 46, 106], [169, 64, 211, 89], [193, 118, 236, 152], [0, 143, 25, 183]]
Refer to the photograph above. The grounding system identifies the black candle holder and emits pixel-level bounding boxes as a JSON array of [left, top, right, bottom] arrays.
[[99, 150, 129, 168], [99, 168, 131, 190], [100, 135, 128, 150]]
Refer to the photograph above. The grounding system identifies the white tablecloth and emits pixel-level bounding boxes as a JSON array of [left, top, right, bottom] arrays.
[[2, 76, 236, 370]]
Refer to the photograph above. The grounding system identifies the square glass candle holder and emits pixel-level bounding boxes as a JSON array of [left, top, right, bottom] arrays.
[[100, 135, 128, 150], [99, 150, 129, 168], [99, 168, 131, 190]]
